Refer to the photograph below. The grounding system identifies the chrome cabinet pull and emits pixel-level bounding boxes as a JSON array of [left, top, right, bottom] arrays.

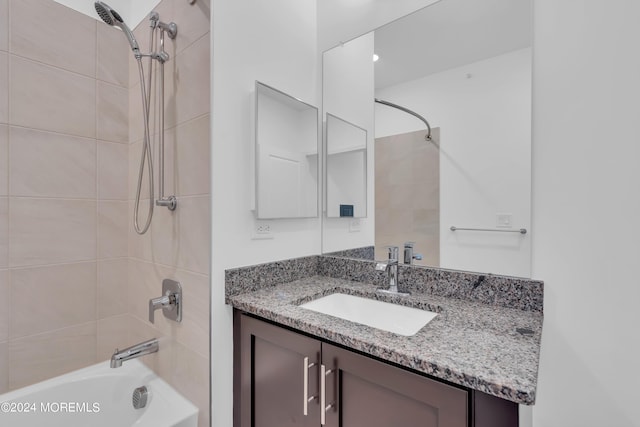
[[320, 365, 334, 425], [303, 357, 316, 416]]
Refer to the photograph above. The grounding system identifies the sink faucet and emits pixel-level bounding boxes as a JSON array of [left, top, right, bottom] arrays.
[[110, 338, 159, 368], [403, 242, 423, 265], [375, 246, 408, 295]]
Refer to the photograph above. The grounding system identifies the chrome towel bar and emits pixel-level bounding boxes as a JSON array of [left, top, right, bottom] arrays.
[[450, 226, 527, 234]]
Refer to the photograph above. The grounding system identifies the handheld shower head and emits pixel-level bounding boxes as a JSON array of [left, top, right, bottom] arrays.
[[94, 1, 140, 54]]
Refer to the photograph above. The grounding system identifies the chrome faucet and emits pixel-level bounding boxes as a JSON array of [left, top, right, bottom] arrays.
[[149, 279, 182, 324], [110, 338, 159, 368], [375, 246, 408, 295], [403, 242, 423, 265]]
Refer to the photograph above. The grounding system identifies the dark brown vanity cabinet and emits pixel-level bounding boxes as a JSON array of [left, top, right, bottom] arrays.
[[235, 311, 518, 427]]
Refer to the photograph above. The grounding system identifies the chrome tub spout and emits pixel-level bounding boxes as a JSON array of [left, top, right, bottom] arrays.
[[110, 338, 159, 368]]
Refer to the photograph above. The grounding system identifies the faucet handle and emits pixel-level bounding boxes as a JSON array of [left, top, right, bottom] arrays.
[[149, 295, 170, 323], [148, 279, 182, 324]]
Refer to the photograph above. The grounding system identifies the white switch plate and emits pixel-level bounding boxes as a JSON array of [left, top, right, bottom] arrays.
[[349, 218, 361, 232], [496, 213, 513, 228], [251, 222, 274, 240]]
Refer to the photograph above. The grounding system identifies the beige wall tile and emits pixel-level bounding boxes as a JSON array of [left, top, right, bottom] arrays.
[[127, 260, 163, 326], [149, 206, 180, 267], [126, 314, 164, 372], [172, 269, 209, 357], [128, 141, 152, 200], [0, 0, 7, 52], [0, 125, 7, 195], [0, 52, 7, 124], [11, 262, 96, 338], [0, 269, 9, 341], [97, 314, 131, 361], [164, 35, 210, 128], [177, 196, 210, 274], [98, 201, 128, 259], [0, 341, 7, 394], [128, 203, 153, 261], [136, 197, 209, 272], [9, 127, 96, 198], [157, 339, 209, 427], [97, 24, 129, 88], [9, 322, 96, 389], [97, 259, 128, 319], [128, 81, 143, 144], [10, 0, 96, 77], [174, 0, 210, 54], [98, 141, 128, 200], [128, 79, 154, 145], [10, 56, 95, 138], [10, 198, 96, 267], [97, 81, 129, 143], [175, 114, 210, 196], [0, 198, 7, 268]]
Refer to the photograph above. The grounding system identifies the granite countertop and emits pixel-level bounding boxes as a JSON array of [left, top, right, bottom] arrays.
[[227, 273, 543, 405]]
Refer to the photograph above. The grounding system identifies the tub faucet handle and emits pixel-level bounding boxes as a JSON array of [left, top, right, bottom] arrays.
[[148, 279, 182, 324]]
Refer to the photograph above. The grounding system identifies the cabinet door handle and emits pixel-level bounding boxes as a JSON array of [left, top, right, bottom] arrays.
[[320, 364, 334, 425], [303, 357, 317, 416]]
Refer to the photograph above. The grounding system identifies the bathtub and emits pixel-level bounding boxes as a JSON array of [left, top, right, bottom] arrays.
[[0, 359, 198, 427]]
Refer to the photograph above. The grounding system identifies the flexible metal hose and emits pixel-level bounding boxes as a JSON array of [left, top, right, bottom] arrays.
[[133, 27, 156, 235]]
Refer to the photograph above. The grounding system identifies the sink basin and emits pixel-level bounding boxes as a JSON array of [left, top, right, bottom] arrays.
[[299, 293, 437, 336]]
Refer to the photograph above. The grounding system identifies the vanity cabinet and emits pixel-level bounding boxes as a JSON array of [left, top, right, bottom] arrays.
[[234, 311, 518, 427]]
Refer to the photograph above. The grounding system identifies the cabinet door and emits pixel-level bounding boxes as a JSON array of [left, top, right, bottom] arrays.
[[322, 343, 467, 427], [238, 314, 322, 427]]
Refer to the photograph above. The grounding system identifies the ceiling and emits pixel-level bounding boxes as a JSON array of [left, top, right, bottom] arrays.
[[373, 0, 532, 89]]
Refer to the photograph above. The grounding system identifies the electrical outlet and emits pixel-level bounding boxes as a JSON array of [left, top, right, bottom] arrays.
[[252, 222, 274, 240], [349, 218, 361, 232], [496, 213, 512, 228]]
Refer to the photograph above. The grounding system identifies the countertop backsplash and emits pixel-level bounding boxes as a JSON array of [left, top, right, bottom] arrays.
[[226, 254, 543, 312]]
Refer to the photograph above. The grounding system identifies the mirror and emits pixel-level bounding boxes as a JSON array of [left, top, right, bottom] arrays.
[[255, 81, 319, 219], [322, 0, 533, 278], [326, 113, 368, 218]]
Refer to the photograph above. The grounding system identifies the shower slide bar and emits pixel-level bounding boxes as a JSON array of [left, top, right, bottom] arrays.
[[374, 98, 433, 142], [450, 226, 527, 235]]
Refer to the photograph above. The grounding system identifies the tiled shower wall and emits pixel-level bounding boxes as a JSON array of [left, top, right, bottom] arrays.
[[123, 1, 211, 426], [0, 0, 129, 391], [0, 0, 211, 426], [375, 128, 440, 266]]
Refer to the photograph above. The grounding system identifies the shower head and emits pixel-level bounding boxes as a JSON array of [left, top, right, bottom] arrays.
[[94, 1, 140, 54]]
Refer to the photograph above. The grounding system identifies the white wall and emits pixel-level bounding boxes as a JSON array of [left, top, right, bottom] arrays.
[[318, 0, 439, 52], [54, 0, 160, 27], [322, 32, 375, 251], [376, 48, 532, 277], [531, 1, 640, 426], [211, 1, 319, 426]]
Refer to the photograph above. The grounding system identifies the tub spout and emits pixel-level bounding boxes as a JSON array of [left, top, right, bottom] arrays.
[[110, 338, 159, 368]]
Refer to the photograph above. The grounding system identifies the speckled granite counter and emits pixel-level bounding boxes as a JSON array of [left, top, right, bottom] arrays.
[[226, 256, 543, 405]]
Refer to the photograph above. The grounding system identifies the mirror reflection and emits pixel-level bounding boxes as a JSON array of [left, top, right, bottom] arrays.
[[255, 81, 319, 219], [326, 113, 368, 218], [322, 0, 533, 277]]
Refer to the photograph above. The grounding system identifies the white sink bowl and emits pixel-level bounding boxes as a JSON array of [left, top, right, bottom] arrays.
[[299, 293, 437, 336]]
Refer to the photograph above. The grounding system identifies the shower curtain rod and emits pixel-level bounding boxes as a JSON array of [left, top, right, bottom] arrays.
[[374, 98, 433, 142]]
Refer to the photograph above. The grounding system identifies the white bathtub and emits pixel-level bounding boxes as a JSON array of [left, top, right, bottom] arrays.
[[0, 359, 198, 427]]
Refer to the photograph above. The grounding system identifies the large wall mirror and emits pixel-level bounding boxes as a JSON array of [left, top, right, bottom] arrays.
[[255, 81, 319, 219], [322, 0, 533, 278]]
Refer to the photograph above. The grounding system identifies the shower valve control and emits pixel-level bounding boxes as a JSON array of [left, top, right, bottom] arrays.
[[149, 279, 182, 324]]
